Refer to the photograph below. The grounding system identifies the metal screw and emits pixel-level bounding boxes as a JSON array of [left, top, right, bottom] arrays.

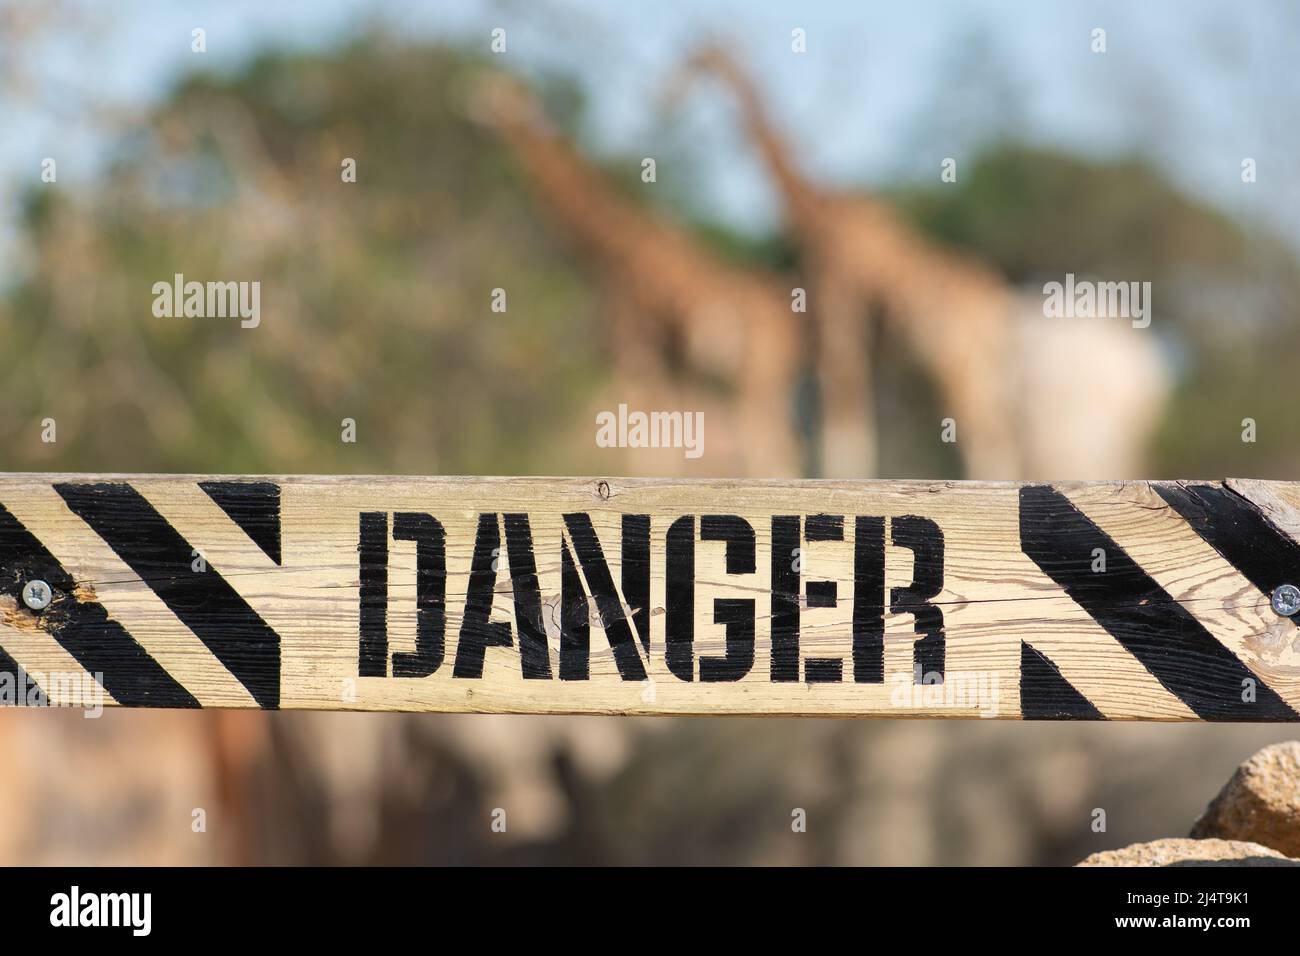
[[21, 579, 52, 612], [1271, 583, 1300, 617]]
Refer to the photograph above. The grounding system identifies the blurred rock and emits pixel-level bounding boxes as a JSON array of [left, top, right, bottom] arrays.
[[1189, 741, 1300, 856], [1078, 838, 1299, 867]]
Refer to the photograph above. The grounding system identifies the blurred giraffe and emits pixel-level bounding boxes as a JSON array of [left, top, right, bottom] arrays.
[[678, 46, 1023, 479], [469, 75, 808, 478]]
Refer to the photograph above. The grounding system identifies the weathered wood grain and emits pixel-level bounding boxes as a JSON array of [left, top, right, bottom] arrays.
[[0, 474, 1297, 720]]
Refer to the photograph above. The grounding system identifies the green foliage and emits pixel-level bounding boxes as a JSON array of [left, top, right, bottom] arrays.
[[0, 35, 603, 475], [890, 144, 1300, 476], [891, 145, 1254, 286], [4, 37, 1296, 480]]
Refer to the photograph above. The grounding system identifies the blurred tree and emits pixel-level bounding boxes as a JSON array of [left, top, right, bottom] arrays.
[[891, 145, 1300, 478], [893, 146, 1257, 287], [0, 34, 604, 476]]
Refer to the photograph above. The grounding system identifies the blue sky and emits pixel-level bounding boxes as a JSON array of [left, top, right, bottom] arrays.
[[3, 0, 1297, 243]]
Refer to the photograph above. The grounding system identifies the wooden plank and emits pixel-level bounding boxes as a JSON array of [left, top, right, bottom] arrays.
[[0, 473, 1298, 720]]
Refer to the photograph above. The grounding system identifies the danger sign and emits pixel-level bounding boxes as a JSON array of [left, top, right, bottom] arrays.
[[0, 475, 1296, 721]]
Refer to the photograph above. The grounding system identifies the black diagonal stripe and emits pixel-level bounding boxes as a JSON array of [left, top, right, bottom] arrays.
[[0, 501, 198, 708], [1019, 485, 1296, 721], [56, 483, 280, 709], [1019, 641, 1103, 720], [199, 481, 281, 565], [1155, 483, 1300, 627], [0, 643, 49, 707]]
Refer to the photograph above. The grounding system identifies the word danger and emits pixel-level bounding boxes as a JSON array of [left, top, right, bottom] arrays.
[[358, 511, 945, 684]]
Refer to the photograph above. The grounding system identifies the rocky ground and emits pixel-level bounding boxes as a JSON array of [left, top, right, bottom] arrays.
[[1079, 742, 1300, 866]]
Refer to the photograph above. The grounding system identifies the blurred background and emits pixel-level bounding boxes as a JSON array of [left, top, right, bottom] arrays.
[[2, 0, 1300, 865]]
